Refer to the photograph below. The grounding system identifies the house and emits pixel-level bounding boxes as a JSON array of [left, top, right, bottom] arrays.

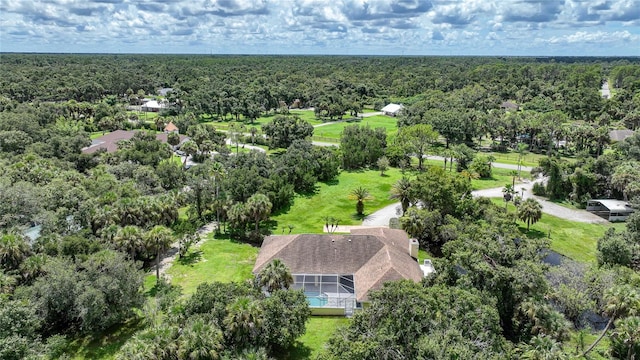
[[586, 199, 635, 222], [158, 88, 174, 96], [381, 103, 403, 116], [609, 129, 635, 143], [82, 130, 189, 154], [164, 121, 179, 133], [500, 101, 520, 111], [141, 100, 165, 112], [253, 227, 426, 316]]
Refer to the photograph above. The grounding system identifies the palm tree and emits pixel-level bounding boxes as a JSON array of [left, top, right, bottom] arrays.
[[258, 259, 293, 293], [245, 193, 272, 233], [520, 335, 568, 360], [510, 170, 518, 188], [349, 186, 372, 216], [19, 254, 47, 283], [609, 316, 640, 360], [167, 131, 180, 148], [390, 177, 412, 215], [518, 198, 543, 231], [0, 233, 30, 270], [177, 318, 224, 360], [181, 141, 198, 169], [114, 225, 144, 260], [583, 285, 640, 357], [503, 184, 516, 211], [249, 126, 258, 145], [516, 143, 528, 178], [400, 207, 426, 240], [224, 297, 264, 346], [0, 269, 16, 294], [145, 225, 174, 284], [210, 162, 226, 227]]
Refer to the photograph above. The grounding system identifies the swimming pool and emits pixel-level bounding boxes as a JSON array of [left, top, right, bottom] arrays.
[[305, 292, 328, 307]]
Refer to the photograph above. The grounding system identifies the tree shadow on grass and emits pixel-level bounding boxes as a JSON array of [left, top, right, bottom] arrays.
[[322, 178, 340, 186], [66, 318, 145, 359], [518, 225, 547, 239], [176, 250, 203, 266], [351, 212, 367, 221], [279, 340, 312, 360]]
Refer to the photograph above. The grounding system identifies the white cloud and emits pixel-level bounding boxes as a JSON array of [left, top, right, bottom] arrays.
[[0, 0, 638, 55], [547, 29, 640, 43]]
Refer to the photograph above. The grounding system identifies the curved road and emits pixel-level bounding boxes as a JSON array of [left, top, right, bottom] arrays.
[[363, 176, 606, 227]]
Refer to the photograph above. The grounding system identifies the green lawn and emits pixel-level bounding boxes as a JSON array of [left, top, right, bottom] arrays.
[[271, 168, 406, 233], [166, 235, 258, 295], [565, 330, 610, 360], [477, 151, 577, 168], [491, 199, 625, 263], [164, 234, 347, 360], [66, 319, 145, 360], [282, 317, 349, 359], [312, 115, 397, 142], [289, 109, 325, 125], [202, 110, 325, 130], [90, 131, 109, 139], [420, 159, 528, 190], [472, 166, 531, 190]]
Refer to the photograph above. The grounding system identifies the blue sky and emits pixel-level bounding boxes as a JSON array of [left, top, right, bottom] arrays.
[[1, 0, 639, 56]]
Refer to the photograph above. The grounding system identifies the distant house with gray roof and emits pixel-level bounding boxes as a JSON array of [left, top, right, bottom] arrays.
[[587, 199, 634, 222], [381, 103, 403, 116], [609, 129, 635, 143]]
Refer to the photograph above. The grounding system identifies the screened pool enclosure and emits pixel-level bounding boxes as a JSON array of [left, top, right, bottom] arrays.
[[292, 274, 357, 311]]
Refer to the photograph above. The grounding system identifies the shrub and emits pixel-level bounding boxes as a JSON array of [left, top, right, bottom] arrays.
[[532, 182, 546, 196]]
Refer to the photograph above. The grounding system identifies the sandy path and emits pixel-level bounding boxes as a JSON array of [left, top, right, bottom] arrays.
[[155, 221, 218, 280]]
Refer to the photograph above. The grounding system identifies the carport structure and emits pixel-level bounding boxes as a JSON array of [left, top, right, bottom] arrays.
[[586, 199, 634, 222]]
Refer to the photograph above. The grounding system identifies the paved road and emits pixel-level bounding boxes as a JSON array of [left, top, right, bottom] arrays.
[[363, 176, 606, 226], [225, 138, 266, 152], [425, 155, 532, 172]]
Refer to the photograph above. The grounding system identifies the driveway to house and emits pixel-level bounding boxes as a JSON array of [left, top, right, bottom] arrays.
[[424, 155, 532, 172], [225, 138, 266, 152], [363, 175, 606, 226]]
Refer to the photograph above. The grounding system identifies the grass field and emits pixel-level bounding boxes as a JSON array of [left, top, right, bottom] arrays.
[[491, 199, 625, 263], [283, 317, 349, 359], [165, 234, 347, 360], [566, 330, 610, 360], [66, 319, 144, 360], [202, 110, 329, 131], [420, 159, 529, 190], [312, 115, 397, 142], [271, 168, 406, 233], [166, 235, 258, 295]]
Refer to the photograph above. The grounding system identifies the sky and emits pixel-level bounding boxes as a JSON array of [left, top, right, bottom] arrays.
[[1, 0, 639, 56]]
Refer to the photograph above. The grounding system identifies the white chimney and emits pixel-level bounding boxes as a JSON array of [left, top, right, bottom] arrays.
[[409, 238, 419, 259]]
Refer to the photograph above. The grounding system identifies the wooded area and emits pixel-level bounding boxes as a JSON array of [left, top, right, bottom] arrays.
[[0, 54, 639, 359]]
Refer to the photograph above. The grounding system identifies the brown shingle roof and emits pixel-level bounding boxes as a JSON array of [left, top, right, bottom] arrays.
[[82, 130, 136, 154], [164, 122, 179, 132], [253, 228, 423, 302], [82, 130, 188, 154]]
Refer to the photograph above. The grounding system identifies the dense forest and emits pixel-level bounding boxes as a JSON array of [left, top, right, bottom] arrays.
[[0, 54, 639, 359]]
